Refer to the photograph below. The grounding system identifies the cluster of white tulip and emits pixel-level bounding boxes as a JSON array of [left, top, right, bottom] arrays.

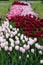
[[0, 19, 38, 54], [0, 19, 19, 51]]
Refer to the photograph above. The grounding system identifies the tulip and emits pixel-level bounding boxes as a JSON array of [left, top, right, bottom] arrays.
[[10, 25, 12, 29], [11, 43, 14, 47], [27, 40, 34, 45], [9, 38, 14, 43], [17, 28, 19, 32], [22, 39, 25, 43], [4, 46, 8, 51], [1, 43, 5, 48], [5, 41, 8, 46], [40, 60, 43, 64], [6, 33, 9, 38], [9, 47, 12, 51], [18, 33, 20, 37], [12, 28, 16, 31], [35, 43, 40, 49], [15, 40, 20, 45], [31, 49, 34, 53], [26, 55, 29, 58], [21, 48, 25, 54], [15, 36, 19, 40], [34, 38, 37, 42], [26, 45, 30, 50], [24, 36, 28, 42], [20, 34, 24, 40], [15, 45, 19, 51], [19, 56, 21, 59], [39, 50, 42, 55]]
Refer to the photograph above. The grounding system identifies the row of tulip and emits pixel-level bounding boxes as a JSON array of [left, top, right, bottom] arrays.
[[8, 15, 43, 40]]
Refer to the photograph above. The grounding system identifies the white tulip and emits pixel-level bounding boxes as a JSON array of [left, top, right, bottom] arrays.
[[5, 29, 7, 33], [35, 43, 40, 49], [1, 43, 5, 48], [7, 27, 10, 33], [20, 47, 25, 53], [13, 32, 16, 36], [11, 31, 15, 36], [5, 41, 8, 46], [17, 28, 19, 32], [40, 60, 43, 64], [10, 34, 13, 38], [15, 31, 17, 35], [15, 40, 20, 45], [28, 40, 34, 45], [26, 45, 30, 50], [20, 34, 24, 40], [10, 25, 12, 29], [2, 27, 5, 31], [23, 44, 27, 49], [13, 31, 17, 36], [29, 37, 33, 41], [15, 45, 19, 51], [34, 38, 37, 42], [18, 33, 20, 37], [9, 38, 14, 43], [21, 48, 25, 54], [12, 28, 16, 31], [0, 32, 3, 35], [19, 56, 21, 59], [4, 21, 9, 27], [23, 44, 30, 50], [20, 47, 23, 51], [3, 39, 6, 42], [4, 46, 8, 51], [25, 38, 28, 42], [26, 55, 29, 58], [39, 50, 42, 55], [9, 47, 12, 51], [1, 35, 4, 38], [6, 33, 9, 38], [15, 36, 19, 40], [31, 49, 34, 53], [0, 38, 4, 43], [11, 42, 14, 47], [22, 39, 25, 43], [24, 36, 28, 41], [8, 52, 10, 54]]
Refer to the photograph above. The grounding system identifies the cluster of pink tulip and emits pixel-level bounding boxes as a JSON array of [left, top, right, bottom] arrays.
[[6, 2, 38, 20]]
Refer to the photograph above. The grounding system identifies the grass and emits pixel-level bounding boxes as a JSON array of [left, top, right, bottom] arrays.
[[0, 1, 43, 65], [32, 3, 43, 18], [0, 4, 11, 19]]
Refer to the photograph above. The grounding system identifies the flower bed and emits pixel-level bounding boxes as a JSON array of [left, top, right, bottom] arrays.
[[0, 1, 43, 65]]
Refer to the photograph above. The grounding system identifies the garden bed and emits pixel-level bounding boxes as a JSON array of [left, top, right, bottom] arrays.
[[0, 1, 43, 65]]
